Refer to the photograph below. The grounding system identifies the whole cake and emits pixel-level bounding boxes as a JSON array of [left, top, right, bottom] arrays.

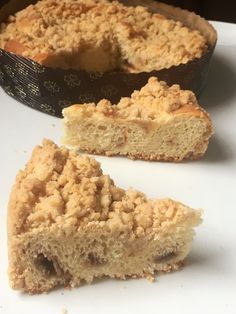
[[8, 139, 202, 293], [0, 0, 207, 72], [62, 77, 213, 161]]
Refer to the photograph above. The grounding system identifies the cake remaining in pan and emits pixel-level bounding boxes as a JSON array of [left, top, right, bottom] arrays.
[[62, 77, 213, 161], [8, 139, 202, 293], [0, 0, 217, 117], [0, 0, 207, 72]]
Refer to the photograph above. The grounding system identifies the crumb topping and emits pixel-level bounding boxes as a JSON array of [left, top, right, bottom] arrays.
[[0, 0, 207, 72], [11, 139, 199, 235], [64, 77, 198, 120]]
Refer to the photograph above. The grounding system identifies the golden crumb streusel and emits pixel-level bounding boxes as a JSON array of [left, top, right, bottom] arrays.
[[0, 0, 207, 72], [67, 77, 199, 120], [10, 139, 196, 236]]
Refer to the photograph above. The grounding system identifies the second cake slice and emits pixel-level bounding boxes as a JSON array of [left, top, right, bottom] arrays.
[[62, 77, 213, 161]]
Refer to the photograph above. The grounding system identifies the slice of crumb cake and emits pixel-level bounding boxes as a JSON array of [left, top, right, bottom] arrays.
[[62, 77, 213, 161], [8, 139, 202, 293]]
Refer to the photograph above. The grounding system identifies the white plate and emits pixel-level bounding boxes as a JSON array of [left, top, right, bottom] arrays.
[[0, 21, 236, 314]]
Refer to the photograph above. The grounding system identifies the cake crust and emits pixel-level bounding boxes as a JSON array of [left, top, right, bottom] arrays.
[[8, 140, 202, 293]]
